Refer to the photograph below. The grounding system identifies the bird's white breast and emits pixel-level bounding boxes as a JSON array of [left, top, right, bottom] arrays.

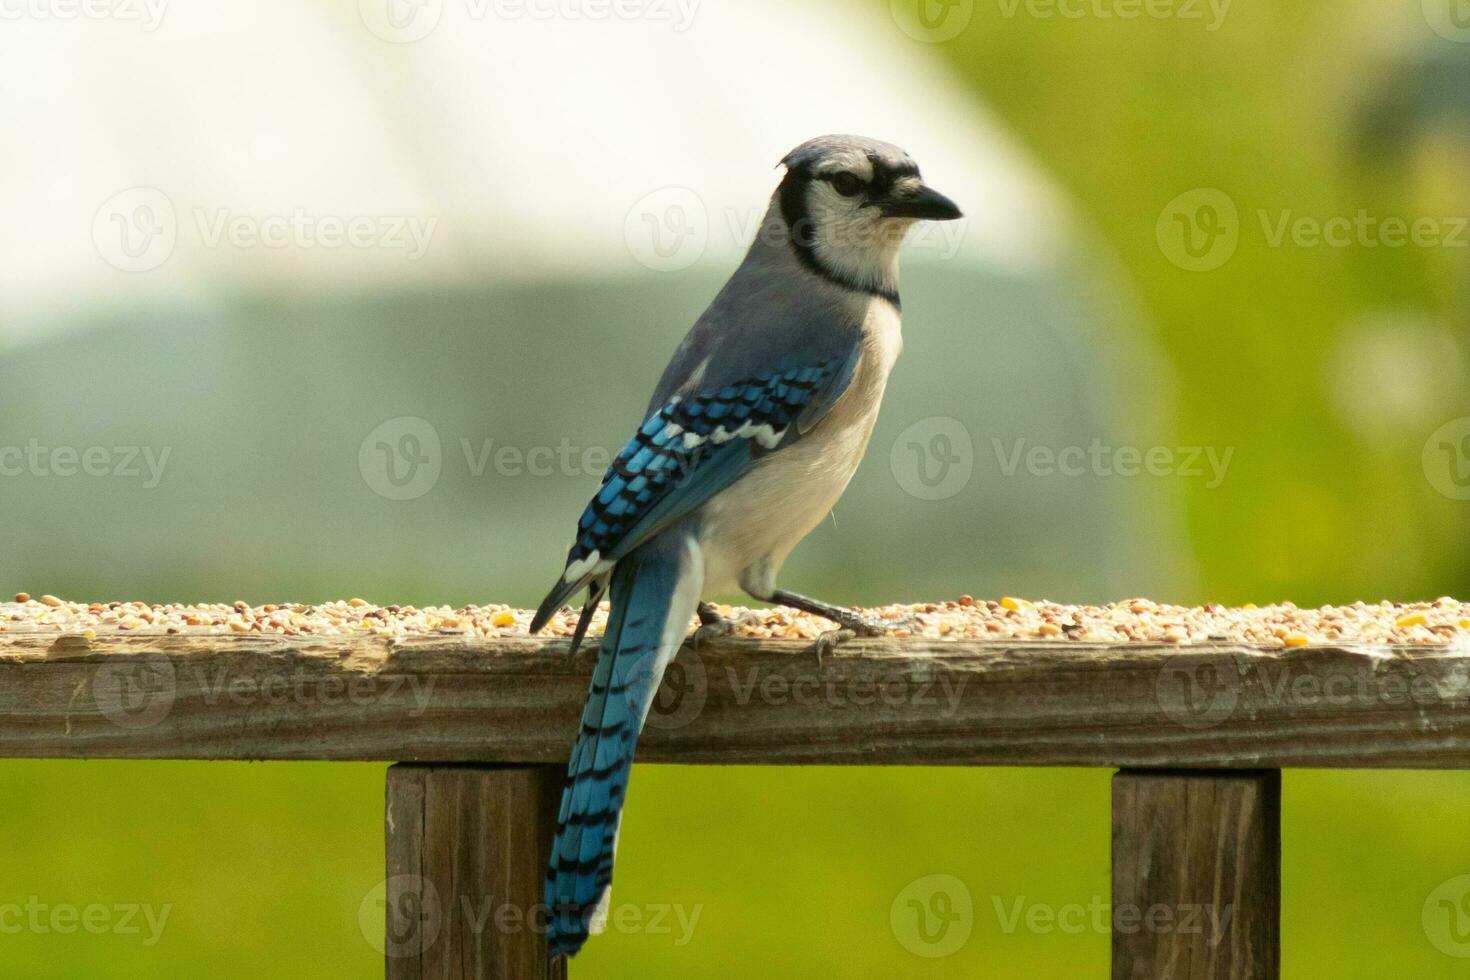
[[697, 298, 902, 595], [860, 296, 904, 381]]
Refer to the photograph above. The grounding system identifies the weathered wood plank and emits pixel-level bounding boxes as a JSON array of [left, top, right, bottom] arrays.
[[1, 631, 1469, 767], [385, 765, 566, 980], [1112, 770, 1280, 979]]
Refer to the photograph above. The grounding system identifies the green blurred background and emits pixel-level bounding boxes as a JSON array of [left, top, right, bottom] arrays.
[[3, 0, 1470, 976]]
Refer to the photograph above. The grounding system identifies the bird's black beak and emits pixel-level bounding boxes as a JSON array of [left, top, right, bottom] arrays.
[[879, 183, 963, 221]]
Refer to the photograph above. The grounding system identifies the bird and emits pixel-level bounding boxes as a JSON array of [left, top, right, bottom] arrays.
[[529, 134, 962, 958]]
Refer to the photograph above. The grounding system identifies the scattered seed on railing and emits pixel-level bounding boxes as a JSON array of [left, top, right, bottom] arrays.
[[2, 594, 1469, 648]]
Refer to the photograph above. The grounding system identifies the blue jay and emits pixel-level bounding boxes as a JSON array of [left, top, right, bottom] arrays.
[[530, 135, 962, 958]]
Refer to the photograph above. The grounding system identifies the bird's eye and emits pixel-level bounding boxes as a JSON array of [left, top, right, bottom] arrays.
[[829, 172, 863, 197]]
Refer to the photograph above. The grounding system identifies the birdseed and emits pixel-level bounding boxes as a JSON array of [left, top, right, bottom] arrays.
[[2, 594, 1468, 647]]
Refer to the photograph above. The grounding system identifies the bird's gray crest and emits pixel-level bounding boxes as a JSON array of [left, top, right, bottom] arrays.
[[779, 134, 918, 176]]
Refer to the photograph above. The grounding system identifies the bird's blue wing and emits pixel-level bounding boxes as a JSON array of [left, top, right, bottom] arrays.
[[530, 344, 860, 630]]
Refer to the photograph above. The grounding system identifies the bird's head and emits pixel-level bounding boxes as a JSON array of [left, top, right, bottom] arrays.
[[774, 134, 962, 299]]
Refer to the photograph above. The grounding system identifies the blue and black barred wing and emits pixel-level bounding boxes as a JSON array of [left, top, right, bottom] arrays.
[[530, 350, 859, 634]]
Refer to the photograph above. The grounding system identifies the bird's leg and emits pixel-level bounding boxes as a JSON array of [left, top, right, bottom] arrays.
[[770, 589, 914, 667], [771, 589, 896, 635], [689, 601, 759, 650]]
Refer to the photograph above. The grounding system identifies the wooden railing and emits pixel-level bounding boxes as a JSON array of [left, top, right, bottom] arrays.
[[4, 628, 1468, 977]]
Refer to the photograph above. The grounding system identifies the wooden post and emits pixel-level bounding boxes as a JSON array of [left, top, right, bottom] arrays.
[[384, 765, 567, 980], [1111, 770, 1280, 980]]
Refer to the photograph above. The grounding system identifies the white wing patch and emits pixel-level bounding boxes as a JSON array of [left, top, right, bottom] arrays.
[[680, 422, 787, 452], [562, 550, 613, 584]]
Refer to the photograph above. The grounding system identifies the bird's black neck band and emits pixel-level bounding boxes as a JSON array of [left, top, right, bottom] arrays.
[[776, 170, 901, 309]]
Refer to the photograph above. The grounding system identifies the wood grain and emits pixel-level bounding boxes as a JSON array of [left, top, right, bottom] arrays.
[[1112, 771, 1280, 979], [1, 631, 1469, 766], [385, 765, 566, 980]]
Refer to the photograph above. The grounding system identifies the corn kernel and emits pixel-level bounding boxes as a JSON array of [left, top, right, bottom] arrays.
[[1396, 614, 1427, 628], [1000, 596, 1030, 611], [1283, 633, 1309, 647], [492, 611, 517, 627]]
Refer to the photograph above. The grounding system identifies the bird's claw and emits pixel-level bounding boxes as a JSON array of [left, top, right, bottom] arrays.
[[691, 620, 733, 650], [850, 615, 904, 637], [808, 613, 914, 667], [834, 610, 914, 637], [812, 628, 856, 669], [689, 607, 759, 650]]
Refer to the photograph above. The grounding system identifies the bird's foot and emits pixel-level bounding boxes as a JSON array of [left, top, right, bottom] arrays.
[[689, 602, 759, 650], [811, 628, 855, 668], [767, 589, 917, 669], [808, 613, 915, 668], [828, 609, 911, 637]]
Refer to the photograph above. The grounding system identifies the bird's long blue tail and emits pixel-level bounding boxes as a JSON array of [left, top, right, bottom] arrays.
[[545, 532, 701, 959]]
